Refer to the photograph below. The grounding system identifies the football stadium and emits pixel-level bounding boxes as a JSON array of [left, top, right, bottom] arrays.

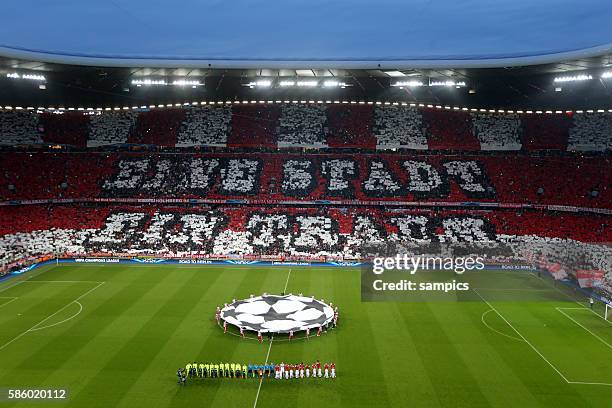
[[0, 1, 611, 407]]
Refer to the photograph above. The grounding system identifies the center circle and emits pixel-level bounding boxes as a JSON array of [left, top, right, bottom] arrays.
[[220, 294, 334, 334]]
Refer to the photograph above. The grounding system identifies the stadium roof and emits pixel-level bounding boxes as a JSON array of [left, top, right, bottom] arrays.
[[2, 0, 612, 69]]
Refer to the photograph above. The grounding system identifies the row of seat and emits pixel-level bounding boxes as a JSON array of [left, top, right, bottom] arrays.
[[1, 205, 609, 290], [1, 152, 609, 208], [1, 106, 610, 151]]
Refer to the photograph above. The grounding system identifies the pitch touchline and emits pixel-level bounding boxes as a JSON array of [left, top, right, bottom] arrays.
[[0, 281, 105, 352], [253, 268, 292, 408]]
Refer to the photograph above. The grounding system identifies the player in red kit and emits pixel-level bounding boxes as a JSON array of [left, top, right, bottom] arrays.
[[324, 362, 330, 378], [330, 363, 336, 378]]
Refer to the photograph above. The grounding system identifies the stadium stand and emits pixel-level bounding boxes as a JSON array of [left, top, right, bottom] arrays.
[[39, 112, 89, 147], [276, 104, 328, 148], [0, 105, 610, 151], [326, 105, 376, 149], [471, 112, 522, 150], [226, 105, 279, 148], [0, 110, 41, 145], [0, 205, 609, 277], [568, 112, 612, 152], [372, 106, 428, 149], [0, 104, 610, 283], [422, 109, 481, 150], [521, 114, 571, 151], [127, 108, 185, 146], [177, 106, 232, 147], [87, 111, 138, 147], [0, 152, 609, 208]]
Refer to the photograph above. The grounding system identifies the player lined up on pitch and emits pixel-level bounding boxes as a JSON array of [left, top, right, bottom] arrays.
[[177, 360, 336, 384]]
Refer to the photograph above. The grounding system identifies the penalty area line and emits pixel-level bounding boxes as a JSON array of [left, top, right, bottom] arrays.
[[0, 281, 105, 352], [556, 308, 612, 350], [473, 288, 571, 383]]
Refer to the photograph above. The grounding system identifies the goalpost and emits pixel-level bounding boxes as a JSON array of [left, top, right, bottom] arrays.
[[605, 303, 612, 321]]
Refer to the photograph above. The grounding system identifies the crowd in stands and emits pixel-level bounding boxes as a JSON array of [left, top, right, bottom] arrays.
[[373, 106, 428, 149], [227, 105, 280, 148], [326, 105, 376, 149], [39, 112, 89, 147], [128, 109, 185, 146], [422, 109, 481, 150], [0, 111, 41, 145], [471, 112, 522, 150], [1, 152, 608, 208], [87, 111, 137, 147], [0, 105, 610, 151], [276, 104, 328, 148], [1, 205, 609, 288], [0, 104, 610, 289], [568, 112, 612, 152], [177, 106, 231, 147]]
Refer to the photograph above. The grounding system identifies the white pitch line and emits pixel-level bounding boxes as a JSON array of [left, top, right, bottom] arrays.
[[22, 280, 105, 284], [0, 297, 18, 309], [253, 336, 274, 408], [568, 381, 612, 386], [29, 302, 83, 332], [557, 307, 612, 325], [253, 268, 292, 408], [473, 289, 570, 383], [283, 269, 292, 293], [0, 281, 105, 352], [480, 309, 523, 342], [530, 273, 612, 322], [556, 308, 612, 350]]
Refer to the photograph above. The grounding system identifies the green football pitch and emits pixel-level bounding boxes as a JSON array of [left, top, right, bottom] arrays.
[[0, 263, 611, 407]]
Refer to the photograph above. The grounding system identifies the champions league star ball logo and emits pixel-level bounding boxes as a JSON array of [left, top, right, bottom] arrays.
[[220, 294, 334, 334]]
